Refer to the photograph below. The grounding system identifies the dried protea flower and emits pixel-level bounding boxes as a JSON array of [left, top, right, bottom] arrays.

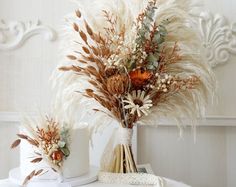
[[107, 74, 129, 95], [105, 67, 118, 77], [129, 68, 153, 88]]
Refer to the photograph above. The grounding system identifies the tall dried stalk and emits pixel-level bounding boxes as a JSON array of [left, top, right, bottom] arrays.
[[110, 144, 137, 173]]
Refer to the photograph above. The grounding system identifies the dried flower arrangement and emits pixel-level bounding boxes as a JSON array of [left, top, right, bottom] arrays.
[[53, 0, 215, 175], [11, 116, 70, 185]]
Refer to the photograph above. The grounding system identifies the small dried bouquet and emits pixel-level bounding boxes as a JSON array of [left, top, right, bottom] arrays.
[[11, 116, 70, 185], [55, 0, 215, 174]]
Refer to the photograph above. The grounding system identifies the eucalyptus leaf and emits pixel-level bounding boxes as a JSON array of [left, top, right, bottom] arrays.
[[153, 61, 159, 67], [127, 60, 136, 71], [147, 53, 158, 63], [146, 13, 154, 22], [58, 141, 66, 148], [147, 65, 155, 70], [157, 36, 165, 44], [143, 23, 150, 31], [154, 52, 160, 58], [139, 29, 146, 36], [153, 33, 161, 43], [130, 62, 136, 70], [144, 33, 150, 39], [61, 146, 70, 157], [158, 25, 167, 35]]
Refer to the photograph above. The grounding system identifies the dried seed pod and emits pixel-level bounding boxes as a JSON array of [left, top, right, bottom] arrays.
[[17, 134, 28, 139], [31, 157, 43, 163], [79, 30, 87, 44], [107, 74, 129, 95], [67, 55, 77, 60], [84, 21, 93, 36], [73, 23, 79, 32], [35, 169, 44, 176], [82, 46, 90, 54], [11, 139, 21, 149], [23, 170, 36, 186], [75, 10, 81, 18]]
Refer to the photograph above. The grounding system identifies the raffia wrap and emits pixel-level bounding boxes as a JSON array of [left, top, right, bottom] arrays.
[[100, 127, 165, 186], [100, 127, 133, 172]]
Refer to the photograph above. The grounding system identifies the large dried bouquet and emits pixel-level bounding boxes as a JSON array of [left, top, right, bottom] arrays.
[[53, 0, 215, 175]]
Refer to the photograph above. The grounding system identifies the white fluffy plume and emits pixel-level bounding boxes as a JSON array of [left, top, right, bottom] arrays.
[[52, 0, 215, 134]]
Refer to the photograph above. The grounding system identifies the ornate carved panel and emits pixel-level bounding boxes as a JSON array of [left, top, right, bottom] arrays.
[[199, 12, 236, 67], [0, 20, 57, 51]]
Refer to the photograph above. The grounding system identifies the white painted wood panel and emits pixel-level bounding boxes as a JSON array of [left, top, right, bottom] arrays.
[[0, 0, 76, 113], [138, 126, 236, 187]]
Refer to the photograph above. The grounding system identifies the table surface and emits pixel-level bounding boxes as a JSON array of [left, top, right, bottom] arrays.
[[0, 178, 191, 187]]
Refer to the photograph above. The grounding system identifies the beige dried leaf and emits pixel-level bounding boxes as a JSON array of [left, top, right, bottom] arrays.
[[31, 157, 43, 163], [82, 46, 90, 54], [86, 92, 94, 98], [27, 138, 39, 147], [17, 134, 28, 139], [86, 67, 99, 77], [59, 66, 73, 71], [11, 139, 21, 149], [35, 169, 44, 176], [73, 23, 79, 32], [79, 31, 87, 44], [34, 152, 41, 156], [75, 10, 81, 18], [86, 89, 94, 93], [60, 65, 81, 72], [71, 65, 82, 72], [23, 170, 36, 186], [101, 48, 110, 57], [67, 55, 77, 60], [89, 80, 98, 86], [78, 59, 88, 64], [84, 21, 93, 35], [86, 55, 96, 62], [91, 46, 99, 56], [91, 34, 100, 43]]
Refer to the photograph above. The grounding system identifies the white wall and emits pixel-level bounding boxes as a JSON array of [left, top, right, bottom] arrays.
[[138, 126, 236, 187], [226, 127, 236, 187], [0, 122, 19, 178]]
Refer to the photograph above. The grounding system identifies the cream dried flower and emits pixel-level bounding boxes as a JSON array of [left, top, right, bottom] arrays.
[[123, 90, 153, 117]]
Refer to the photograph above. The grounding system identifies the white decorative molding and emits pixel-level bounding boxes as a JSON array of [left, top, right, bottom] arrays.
[[156, 116, 236, 127], [0, 20, 57, 50], [199, 12, 236, 67], [1, 112, 236, 127]]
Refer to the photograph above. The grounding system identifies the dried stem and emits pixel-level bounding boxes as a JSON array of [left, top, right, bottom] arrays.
[[108, 144, 137, 173]]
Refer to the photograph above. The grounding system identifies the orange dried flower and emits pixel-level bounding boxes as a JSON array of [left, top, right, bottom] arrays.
[[107, 74, 129, 95], [51, 150, 64, 162], [129, 69, 153, 88]]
